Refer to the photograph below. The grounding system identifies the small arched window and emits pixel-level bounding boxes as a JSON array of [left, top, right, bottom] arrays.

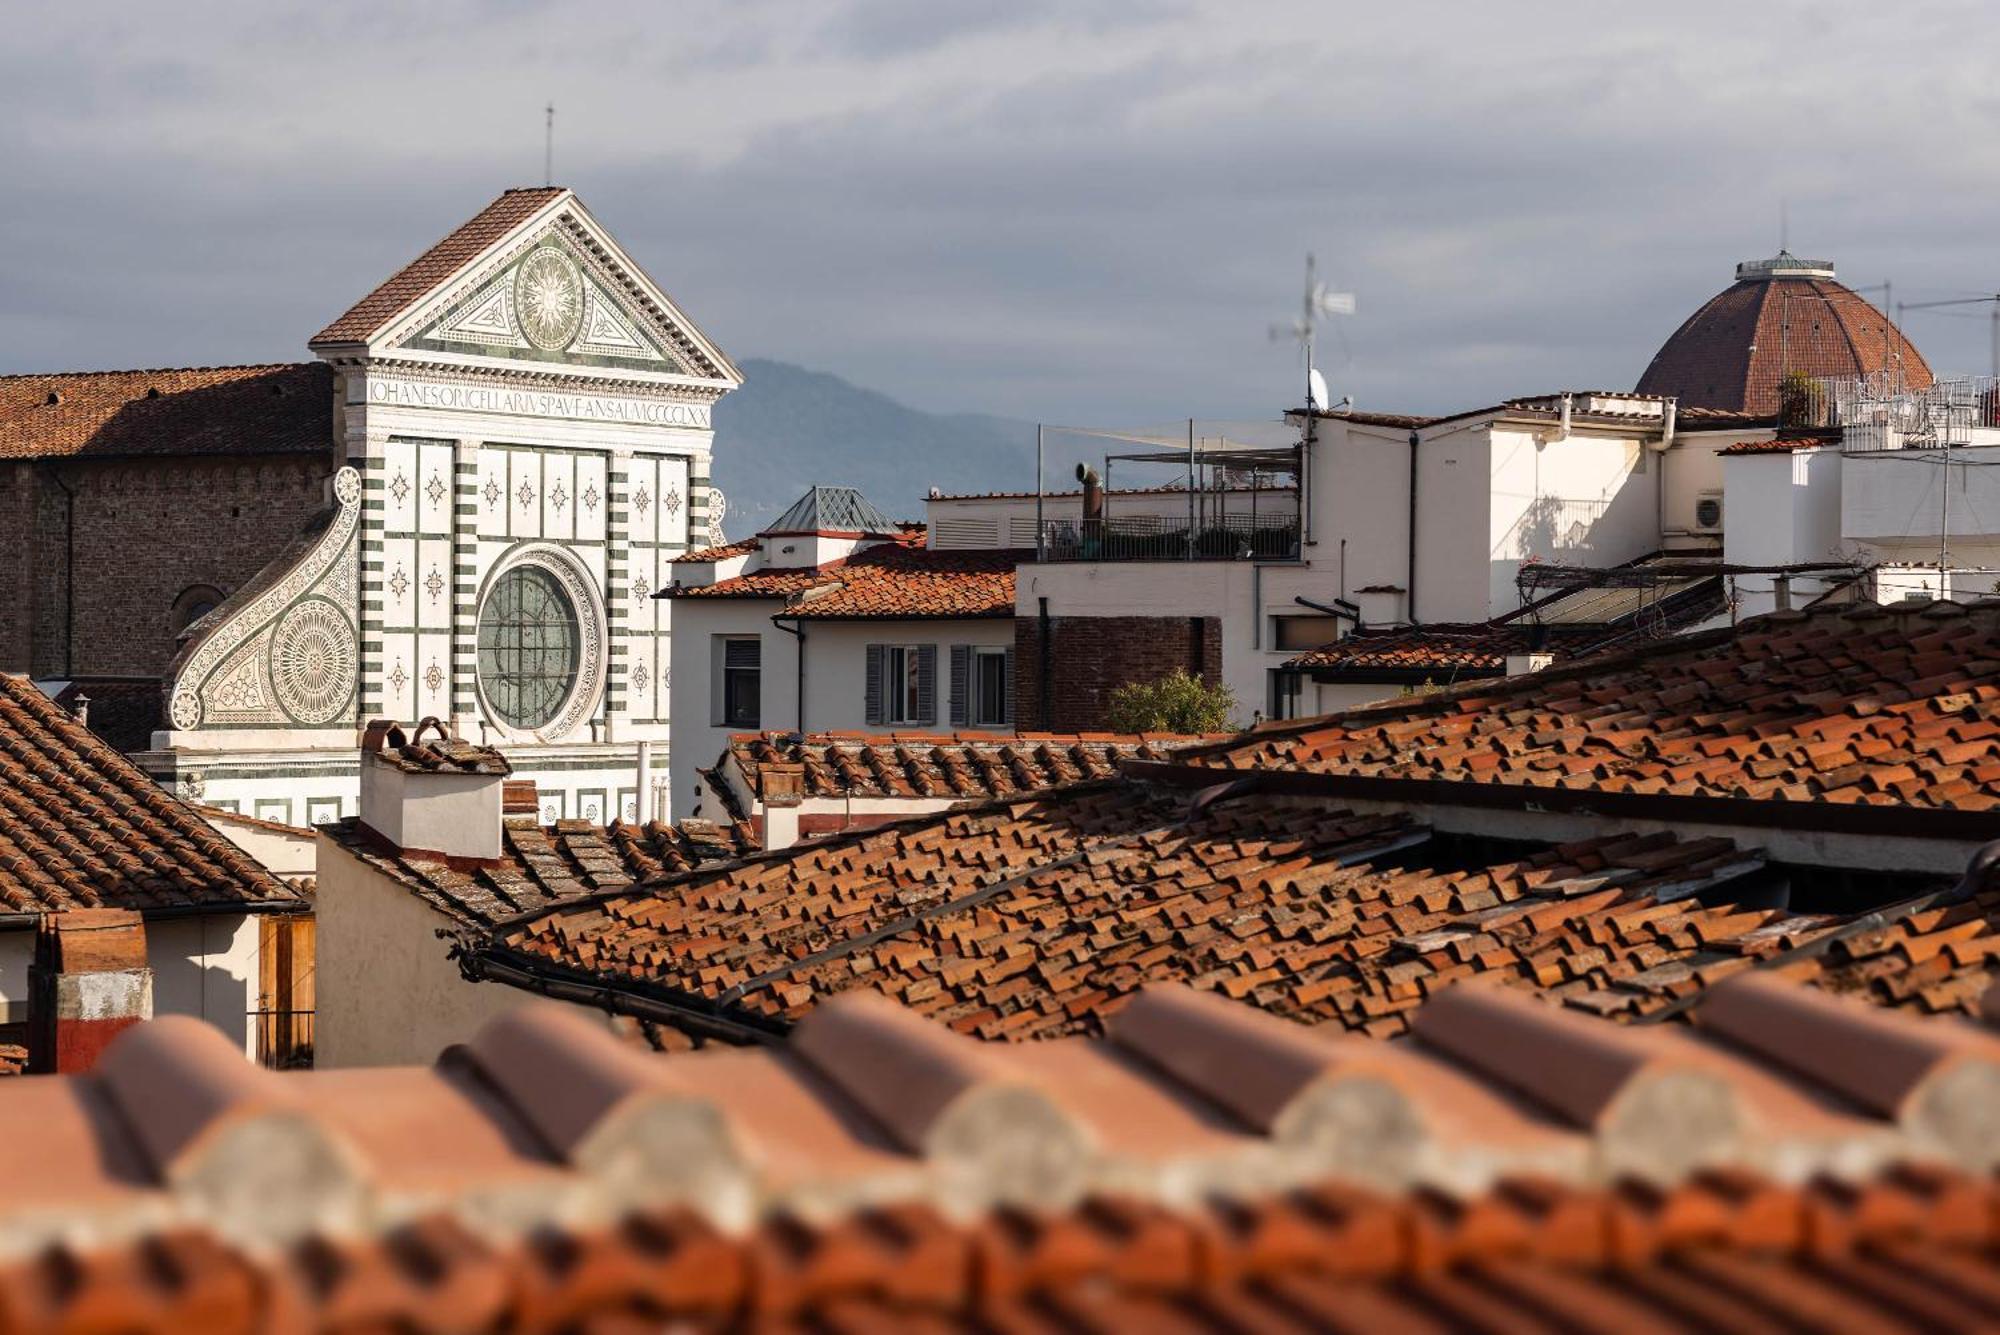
[[171, 584, 226, 634]]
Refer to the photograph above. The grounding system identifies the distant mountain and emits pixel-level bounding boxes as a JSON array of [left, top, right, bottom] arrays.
[[710, 359, 1083, 531]]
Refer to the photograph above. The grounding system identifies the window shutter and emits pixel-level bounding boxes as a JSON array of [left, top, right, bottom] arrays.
[[950, 645, 970, 727], [724, 638, 760, 668], [916, 644, 937, 724], [1001, 649, 1015, 725], [865, 644, 885, 725]]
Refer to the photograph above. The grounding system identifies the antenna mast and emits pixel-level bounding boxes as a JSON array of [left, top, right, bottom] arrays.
[[544, 103, 555, 186], [1269, 254, 1355, 410]]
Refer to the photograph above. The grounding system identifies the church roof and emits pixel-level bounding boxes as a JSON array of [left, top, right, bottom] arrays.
[[765, 484, 901, 535], [0, 363, 333, 461], [1637, 252, 1932, 413], [308, 187, 567, 348]]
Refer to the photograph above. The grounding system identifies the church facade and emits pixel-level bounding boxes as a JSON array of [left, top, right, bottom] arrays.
[[136, 187, 739, 827]]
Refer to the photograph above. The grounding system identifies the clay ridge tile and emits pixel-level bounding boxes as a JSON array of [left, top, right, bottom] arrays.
[[9, 979, 2000, 1326]]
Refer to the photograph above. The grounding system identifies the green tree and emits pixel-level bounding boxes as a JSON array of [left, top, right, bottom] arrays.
[[1778, 370, 1828, 429], [1104, 668, 1237, 733]]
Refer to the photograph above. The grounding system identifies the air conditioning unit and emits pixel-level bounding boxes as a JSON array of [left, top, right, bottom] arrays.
[[1693, 491, 1724, 533]]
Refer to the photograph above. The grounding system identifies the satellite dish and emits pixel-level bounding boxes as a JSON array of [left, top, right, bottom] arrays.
[[1307, 368, 1330, 410]]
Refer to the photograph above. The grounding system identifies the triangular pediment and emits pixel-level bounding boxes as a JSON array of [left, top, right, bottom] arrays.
[[314, 190, 739, 387]]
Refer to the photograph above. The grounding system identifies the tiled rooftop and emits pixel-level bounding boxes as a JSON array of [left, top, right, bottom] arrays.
[[1638, 263, 1932, 414], [466, 781, 1930, 1043], [1211, 599, 2000, 814], [1283, 622, 1617, 674], [721, 730, 1217, 804], [0, 363, 333, 461], [0, 674, 302, 914], [322, 814, 756, 928], [308, 187, 566, 347], [785, 544, 1021, 620], [669, 537, 759, 564], [11, 977, 2000, 1329], [1717, 431, 1843, 455], [670, 537, 1022, 618]]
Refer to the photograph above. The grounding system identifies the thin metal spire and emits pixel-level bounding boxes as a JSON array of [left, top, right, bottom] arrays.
[[544, 103, 555, 186]]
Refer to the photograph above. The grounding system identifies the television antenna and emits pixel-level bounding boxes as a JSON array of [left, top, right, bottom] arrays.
[[1270, 253, 1355, 411]]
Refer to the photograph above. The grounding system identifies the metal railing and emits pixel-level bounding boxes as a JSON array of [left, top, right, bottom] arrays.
[[1038, 514, 1301, 563], [1829, 374, 2000, 452]]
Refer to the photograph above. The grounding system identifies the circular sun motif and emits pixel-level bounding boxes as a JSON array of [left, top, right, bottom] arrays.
[[513, 246, 584, 351], [271, 598, 357, 725]]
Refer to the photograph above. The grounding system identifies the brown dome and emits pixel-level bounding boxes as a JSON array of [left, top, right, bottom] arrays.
[[1636, 253, 1931, 414]]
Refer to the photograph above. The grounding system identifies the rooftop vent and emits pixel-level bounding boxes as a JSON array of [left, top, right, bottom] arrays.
[[44, 391, 60, 406]]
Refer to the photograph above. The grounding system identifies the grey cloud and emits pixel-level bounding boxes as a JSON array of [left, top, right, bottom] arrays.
[[3, 0, 1999, 425]]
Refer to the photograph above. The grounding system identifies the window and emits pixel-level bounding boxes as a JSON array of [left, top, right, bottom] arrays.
[[171, 584, 226, 635], [477, 565, 582, 729], [719, 636, 761, 728], [867, 644, 934, 726], [1272, 614, 1343, 652], [952, 645, 1013, 727]]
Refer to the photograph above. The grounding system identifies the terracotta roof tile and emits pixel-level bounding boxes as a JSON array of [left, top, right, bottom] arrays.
[[1203, 599, 2000, 815], [1717, 431, 1844, 456], [466, 781, 1902, 1042], [322, 814, 756, 927], [0, 363, 332, 461], [725, 730, 1221, 802], [308, 187, 567, 347], [669, 538, 759, 564], [1285, 622, 1616, 673], [0, 674, 302, 914], [786, 544, 1021, 619], [1637, 266, 1932, 414], [9, 980, 2000, 1327], [671, 538, 1021, 617]]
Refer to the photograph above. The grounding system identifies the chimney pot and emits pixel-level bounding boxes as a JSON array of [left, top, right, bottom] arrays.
[[358, 717, 511, 859]]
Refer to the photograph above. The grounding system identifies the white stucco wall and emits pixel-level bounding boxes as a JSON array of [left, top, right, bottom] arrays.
[[1661, 431, 1743, 539], [668, 597, 801, 822], [798, 620, 1016, 737], [1723, 449, 1849, 618], [1486, 427, 1658, 617], [148, 913, 262, 1057], [314, 841, 615, 1068], [0, 930, 31, 1026], [1845, 446, 2000, 557]]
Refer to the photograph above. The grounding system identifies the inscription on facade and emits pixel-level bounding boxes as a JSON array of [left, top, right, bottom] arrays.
[[366, 377, 711, 429]]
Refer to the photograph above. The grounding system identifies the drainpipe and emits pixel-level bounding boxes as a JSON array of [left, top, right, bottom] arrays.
[[1406, 431, 1420, 625], [773, 617, 806, 733], [1037, 596, 1052, 729], [44, 464, 77, 676]]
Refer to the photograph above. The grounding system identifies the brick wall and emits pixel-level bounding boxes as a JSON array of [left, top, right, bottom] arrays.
[[1012, 614, 1222, 732], [2, 456, 330, 680]]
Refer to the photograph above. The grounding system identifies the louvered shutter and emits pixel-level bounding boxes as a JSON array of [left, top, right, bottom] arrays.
[[1001, 649, 1015, 726], [865, 644, 885, 725], [916, 644, 937, 724], [950, 645, 970, 727], [724, 638, 760, 669]]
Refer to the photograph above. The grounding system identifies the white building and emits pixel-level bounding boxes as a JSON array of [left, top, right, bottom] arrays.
[[135, 187, 739, 826], [666, 486, 1020, 821], [0, 671, 311, 1066], [1725, 374, 2000, 616]]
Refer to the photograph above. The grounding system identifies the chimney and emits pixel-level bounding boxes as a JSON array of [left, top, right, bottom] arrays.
[[28, 909, 153, 1074], [358, 717, 511, 860], [1076, 463, 1104, 523]]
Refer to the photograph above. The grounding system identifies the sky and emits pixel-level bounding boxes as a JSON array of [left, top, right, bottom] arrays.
[[5, 1, 2000, 425]]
